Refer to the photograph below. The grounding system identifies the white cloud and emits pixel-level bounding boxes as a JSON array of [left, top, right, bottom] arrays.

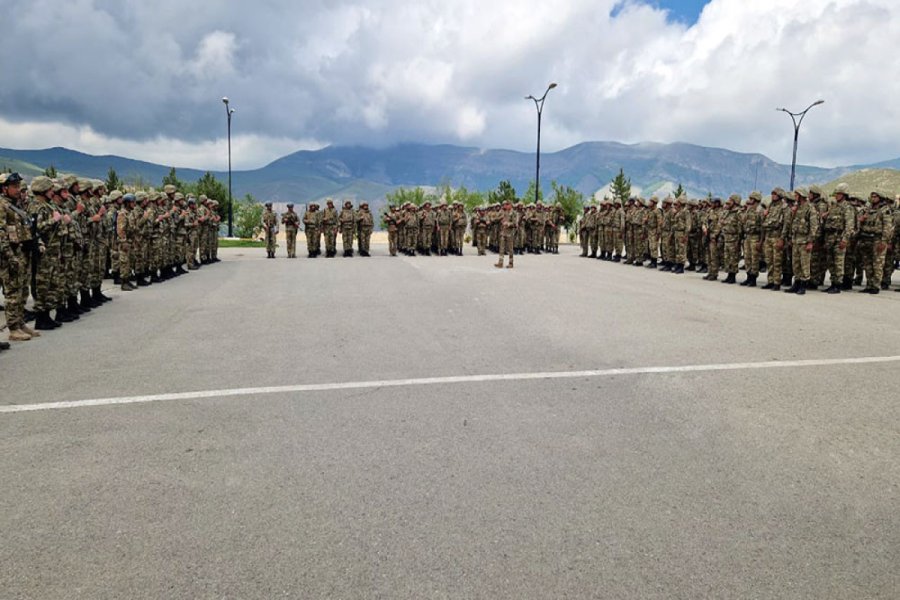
[[1, 0, 899, 169]]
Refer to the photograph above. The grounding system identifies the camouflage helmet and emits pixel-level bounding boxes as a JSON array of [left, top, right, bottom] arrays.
[[163, 184, 177, 194], [748, 191, 762, 203], [727, 193, 741, 204], [771, 186, 785, 196], [832, 182, 850, 198], [809, 184, 824, 198], [30, 176, 53, 194], [794, 187, 809, 198], [108, 189, 123, 202]]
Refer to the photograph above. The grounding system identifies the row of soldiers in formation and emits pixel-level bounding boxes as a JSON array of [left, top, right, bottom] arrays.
[[261, 199, 375, 258], [577, 184, 899, 294], [0, 172, 222, 346]]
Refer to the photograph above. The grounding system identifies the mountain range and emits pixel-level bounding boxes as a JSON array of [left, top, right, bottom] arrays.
[[3, 142, 899, 210]]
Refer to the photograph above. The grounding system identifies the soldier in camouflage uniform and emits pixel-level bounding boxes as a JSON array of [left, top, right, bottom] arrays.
[[1, 173, 34, 340], [671, 196, 692, 273], [356, 202, 374, 257], [784, 188, 819, 295], [322, 199, 338, 257], [495, 200, 518, 269], [808, 185, 828, 289], [644, 196, 661, 269], [117, 194, 137, 292], [718, 195, 742, 284], [740, 192, 762, 287], [578, 206, 591, 257], [452, 202, 467, 255], [261, 202, 278, 258], [303, 203, 322, 258], [282, 203, 300, 258], [819, 183, 855, 294], [856, 191, 895, 294], [760, 188, 786, 290], [338, 200, 356, 257], [436, 203, 452, 256]]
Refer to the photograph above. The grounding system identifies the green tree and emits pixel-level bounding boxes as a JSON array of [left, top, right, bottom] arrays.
[[44, 164, 58, 178], [234, 194, 263, 238], [106, 167, 122, 191], [520, 180, 544, 204], [610, 168, 631, 202], [162, 167, 183, 191], [487, 179, 516, 204], [674, 182, 685, 198], [551, 180, 584, 232], [192, 171, 230, 220], [385, 186, 429, 207], [451, 186, 485, 212]]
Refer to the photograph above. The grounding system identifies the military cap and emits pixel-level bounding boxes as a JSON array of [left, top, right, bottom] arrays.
[[870, 190, 889, 200], [163, 184, 177, 194], [675, 195, 687, 204], [51, 182, 63, 194], [688, 198, 699, 207], [326, 199, 334, 205], [287, 203, 294, 208], [648, 196, 658, 204], [108, 190, 123, 201], [30, 175, 53, 193], [748, 191, 762, 202], [123, 193, 136, 203], [360, 202, 369, 207], [2, 172, 23, 186], [794, 187, 808, 198], [0, 173, 6, 185], [92, 180, 104, 191]]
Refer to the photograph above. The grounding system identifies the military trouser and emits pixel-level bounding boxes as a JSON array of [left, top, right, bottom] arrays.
[[1, 250, 25, 329], [674, 231, 689, 266], [358, 228, 372, 254], [304, 228, 319, 254], [497, 234, 514, 266], [285, 228, 297, 257], [118, 241, 131, 280], [387, 229, 398, 256], [743, 234, 760, 275], [688, 232, 702, 265], [341, 227, 354, 252], [763, 236, 783, 285], [438, 226, 450, 252], [476, 229, 487, 255], [453, 227, 466, 253], [580, 229, 590, 256], [708, 239, 721, 277], [612, 229, 623, 257], [324, 228, 337, 254], [265, 229, 276, 254], [823, 234, 846, 285], [782, 242, 793, 282], [882, 240, 894, 286], [811, 239, 827, 285], [33, 250, 59, 312], [647, 233, 660, 260], [590, 230, 599, 256], [863, 238, 889, 289], [623, 227, 633, 262], [791, 237, 812, 281], [661, 232, 673, 263]]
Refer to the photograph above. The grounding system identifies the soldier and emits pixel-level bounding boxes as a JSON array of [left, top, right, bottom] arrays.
[[356, 202, 374, 257], [784, 187, 819, 295], [436, 202, 452, 255], [402, 203, 418, 256], [338, 200, 356, 257], [117, 194, 137, 291], [495, 200, 518, 269], [818, 183, 855, 294], [321, 199, 338, 257], [740, 192, 763, 286], [718, 195, 742, 283], [629, 199, 646, 266], [644, 196, 661, 269], [30, 177, 62, 330], [473, 207, 489, 255], [1, 173, 33, 341], [578, 206, 591, 257], [282, 203, 300, 258], [451, 202, 467, 255], [302, 203, 321, 258], [760, 188, 786, 290], [261, 202, 277, 258], [671, 196, 692, 273], [418, 202, 436, 256], [856, 191, 894, 294], [385, 205, 400, 257], [687, 199, 703, 271], [781, 189, 795, 288], [808, 185, 828, 289], [184, 197, 199, 269]]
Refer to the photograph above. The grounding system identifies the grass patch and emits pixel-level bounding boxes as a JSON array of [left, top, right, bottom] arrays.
[[218, 238, 266, 248]]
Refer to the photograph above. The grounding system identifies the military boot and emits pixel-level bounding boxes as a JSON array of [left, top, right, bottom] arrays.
[[674, 264, 685, 274], [24, 309, 35, 322], [55, 305, 74, 322], [784, 279, 799, 293], [796, 281, 807, 295], [841, 276, 853, 290], [746, 274, 757, 287], [740, 275, 751, 286], [93, 287, 112, 303], [67, 296, 82, 318], [612, 254, 621, 262], [35, 310, 59, 330], [825, 284, 841, 294], [8, 328, 32, 342], [647, 259, 658, 269], [722, 272, 736, 284], [696, 263, 708, 274], [660, 261, 671, 272], [79, 289, 94, 311], [761, 280, 775, 290], [21, 323, 41, 338]]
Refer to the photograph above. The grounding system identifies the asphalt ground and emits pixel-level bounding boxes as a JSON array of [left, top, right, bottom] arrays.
[[2, 243, 899, 599]]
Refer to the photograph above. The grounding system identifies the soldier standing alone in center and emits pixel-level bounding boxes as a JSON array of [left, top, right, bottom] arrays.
[[338, 200, 356, 257], [495, 200, 518, 269]]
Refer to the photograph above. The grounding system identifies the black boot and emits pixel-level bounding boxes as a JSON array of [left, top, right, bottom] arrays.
[[747, 274, 757, 287], [67, 296, 82, 318], [24, 309, 36, 322], [796, 281, 807, 295], [647, 259, 658, 269], [825, 284, 841, 294], [697, 264, 708, 274], [80, 289, 94, 311], [112, 272, 121, 285], [722, 272, 736, 284], [56, 305, 74, 323], [784, 279, 799, 293], [35, 310, 59, 330], [93, 287, 112, 303], [660, 261, 672, 272], [136, 274, 150, 287], [674, 264, 685, 274]]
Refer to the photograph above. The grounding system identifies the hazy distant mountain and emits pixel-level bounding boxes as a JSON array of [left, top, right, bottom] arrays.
[[1, 141, 891, 210]]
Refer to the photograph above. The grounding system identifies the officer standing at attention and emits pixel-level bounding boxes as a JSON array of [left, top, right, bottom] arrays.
[[356, 202, 374, 257], [261, 202, 277, 258], [282, 203, 300, 258]]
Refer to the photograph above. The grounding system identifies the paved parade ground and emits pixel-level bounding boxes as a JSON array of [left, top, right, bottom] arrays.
[[2, 243, 899, 599]]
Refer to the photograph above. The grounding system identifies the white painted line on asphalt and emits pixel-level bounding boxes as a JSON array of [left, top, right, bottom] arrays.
[[3, 355, 899, 414]]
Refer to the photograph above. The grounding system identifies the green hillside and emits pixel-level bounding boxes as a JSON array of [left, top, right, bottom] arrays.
[[0, 156, 46, 177], [818, 169, 900, 198]]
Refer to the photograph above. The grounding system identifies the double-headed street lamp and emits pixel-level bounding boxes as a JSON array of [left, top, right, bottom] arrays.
[[526, 82, 557, 204], [777, 99, 824, 191], [223, 96, 236, 237]]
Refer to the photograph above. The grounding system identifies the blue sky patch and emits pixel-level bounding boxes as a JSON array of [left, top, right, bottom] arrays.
[[611, 0, 710, 25]]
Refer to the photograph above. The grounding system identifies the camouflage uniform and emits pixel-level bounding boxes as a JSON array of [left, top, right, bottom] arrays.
[[338, 201, 356, 256], [356, 203, 374, 257], [821, 184, 855, 293], [740, 192, 762, 286], [495, 203, 518, 268], [282, 204, 300, 258], [261, 204, 278, 258], [719, 195, 742, 283], [785, 188, 820, 294], [303, 203, 323, 258], [672, 197, 692, 273]]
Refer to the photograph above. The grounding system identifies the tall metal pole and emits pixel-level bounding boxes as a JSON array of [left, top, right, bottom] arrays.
[[526, 83, 557, 204], [223, 97, 235, 237], [777, 100, 824, 191]]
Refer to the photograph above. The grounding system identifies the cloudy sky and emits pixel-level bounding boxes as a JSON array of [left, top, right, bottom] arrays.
[[1, 0, 898, 170]]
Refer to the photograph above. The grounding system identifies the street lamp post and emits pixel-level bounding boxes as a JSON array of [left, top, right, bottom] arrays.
[[777, 100, 824, 191], [526, 83, 558, 206], [223, 97, 235, 237]]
